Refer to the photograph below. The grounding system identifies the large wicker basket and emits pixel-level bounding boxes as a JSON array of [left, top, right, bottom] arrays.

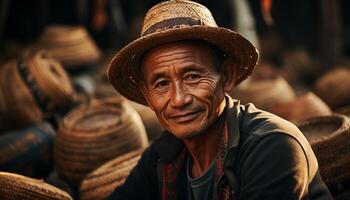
[[79, 150, 142, 200], [297, 115, 350, 185], [0, 172, 73, 200], [54, 98, 148, 187]]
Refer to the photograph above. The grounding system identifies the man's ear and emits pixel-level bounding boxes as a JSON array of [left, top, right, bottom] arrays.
[[139, 82, 154, 110], [220, 58, 236, 93]]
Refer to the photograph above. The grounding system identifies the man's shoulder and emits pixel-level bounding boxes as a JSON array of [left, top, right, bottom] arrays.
[[234, 102, 319, 180], [237, 102, 304, 141]]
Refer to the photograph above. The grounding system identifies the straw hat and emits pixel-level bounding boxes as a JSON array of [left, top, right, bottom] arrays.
[[0, 172, 73, 200], [107, 0, 259, 105]]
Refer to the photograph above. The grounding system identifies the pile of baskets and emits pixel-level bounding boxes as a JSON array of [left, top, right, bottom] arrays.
[[54, 98, 149, 187]]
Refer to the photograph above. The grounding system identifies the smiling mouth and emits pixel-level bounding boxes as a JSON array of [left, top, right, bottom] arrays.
[[169, 110, 202, 123]]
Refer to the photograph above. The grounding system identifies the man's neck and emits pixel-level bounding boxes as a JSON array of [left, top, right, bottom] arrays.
[[184, 113, 225, 178]]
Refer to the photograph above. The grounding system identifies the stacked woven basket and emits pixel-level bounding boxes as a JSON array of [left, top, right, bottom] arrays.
[[0, 172, 73, 200], [0, 51, 76, 128], [54, 98, 148, 187], [38, 25, 101, 70], [79, 150, 142, 200]]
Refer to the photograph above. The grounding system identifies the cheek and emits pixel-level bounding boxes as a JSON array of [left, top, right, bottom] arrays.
[[147, 90, 169, 119], [190, 78, 224, 104]]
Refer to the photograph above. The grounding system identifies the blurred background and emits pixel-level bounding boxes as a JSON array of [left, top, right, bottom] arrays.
[[0, 0, 349, 199]]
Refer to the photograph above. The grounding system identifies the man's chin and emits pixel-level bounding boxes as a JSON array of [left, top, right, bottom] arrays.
[[171, 129, 204, 140]]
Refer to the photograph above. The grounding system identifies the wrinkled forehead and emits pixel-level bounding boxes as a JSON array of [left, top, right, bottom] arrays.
[[140, 40, 223, 76]]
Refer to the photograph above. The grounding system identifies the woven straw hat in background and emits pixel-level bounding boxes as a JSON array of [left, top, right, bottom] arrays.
[[38, 25, 101, 70], [79, 150, 142, 200], [107, 0, 259, 105], [54, 98, 148, 187], [0, 172, 73, 200], [297, 115, 350, 185], [270, 92, 332, 123]]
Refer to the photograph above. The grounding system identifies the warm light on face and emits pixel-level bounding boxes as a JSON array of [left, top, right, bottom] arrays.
[[140, 41, 227, 139]]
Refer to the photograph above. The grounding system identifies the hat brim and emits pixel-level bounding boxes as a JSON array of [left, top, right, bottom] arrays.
[[108, 25, 259, 105]]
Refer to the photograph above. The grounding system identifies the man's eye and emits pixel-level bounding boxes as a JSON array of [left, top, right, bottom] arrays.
[[185, 74, 200, 81], [155, 80, 169, 88]]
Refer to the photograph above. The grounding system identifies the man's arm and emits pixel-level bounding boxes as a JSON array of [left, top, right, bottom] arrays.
[[107, 145, 159, 200], [238, 134, 319, 200]]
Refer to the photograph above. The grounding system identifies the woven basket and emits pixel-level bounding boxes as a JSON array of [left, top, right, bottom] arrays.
[[231, 75, 296, 110], [79, 150, 142, 200], [0, 122, 55, 178], [297, 115, 350, 185], [54, 98, 148, 187], [0, 172, 73, 200], [0, 51, 76, 128], [24, 51, 76, 112], [270, 92, 332, 123], [0, 60, 42, 127], [38, 25, 101, 69], [314, 68, 350, 109]]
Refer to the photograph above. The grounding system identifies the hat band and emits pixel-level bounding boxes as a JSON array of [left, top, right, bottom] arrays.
[[142, 17, 203, 36]]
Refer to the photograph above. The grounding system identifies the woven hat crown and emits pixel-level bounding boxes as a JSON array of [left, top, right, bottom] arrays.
[[141, 0, 218, 36]]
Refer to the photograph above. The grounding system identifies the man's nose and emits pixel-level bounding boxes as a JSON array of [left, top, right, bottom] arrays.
[[170, 81, 192, 108]]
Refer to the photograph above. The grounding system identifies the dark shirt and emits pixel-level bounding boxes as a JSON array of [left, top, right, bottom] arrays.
[[107, 96, 333, 200]]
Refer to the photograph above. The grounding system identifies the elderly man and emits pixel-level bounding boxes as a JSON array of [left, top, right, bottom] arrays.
[[106, 0, 333, 199]]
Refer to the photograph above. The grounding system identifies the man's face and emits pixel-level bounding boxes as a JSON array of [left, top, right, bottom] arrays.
[[140, 41, 228, 139]]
